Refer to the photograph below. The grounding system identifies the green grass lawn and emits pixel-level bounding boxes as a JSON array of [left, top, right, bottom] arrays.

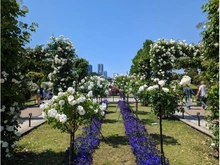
[[6, 102, 218, 165]]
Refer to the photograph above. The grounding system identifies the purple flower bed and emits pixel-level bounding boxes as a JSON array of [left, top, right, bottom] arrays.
[[65, 100, 109, 165], [65, 117, 103, 165], [118, 101, 170, 165]]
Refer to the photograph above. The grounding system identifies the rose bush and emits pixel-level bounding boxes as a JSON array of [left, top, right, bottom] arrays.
[[137, 78, 184, 117], [78, 75, 110, 100], [41, 87, 106, 133], [149, 38, 201, 82], [41, 86, 107, 164]]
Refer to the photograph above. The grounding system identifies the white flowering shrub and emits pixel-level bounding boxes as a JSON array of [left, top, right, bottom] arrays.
[[1, 71, 24, 158], [111, 74, 147, 99], [78, 75, 110, 99], [149, 38, 201, 82], [137, 78, 184, 117], [42, 87, 107, 133], [47, 35, 78, 95]]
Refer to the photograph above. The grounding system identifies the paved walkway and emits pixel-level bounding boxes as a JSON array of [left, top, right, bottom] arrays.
[[18, 98, 213, 138]]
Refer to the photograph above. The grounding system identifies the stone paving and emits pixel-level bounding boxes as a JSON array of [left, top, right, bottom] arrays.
[[18, 98, 213, 138]]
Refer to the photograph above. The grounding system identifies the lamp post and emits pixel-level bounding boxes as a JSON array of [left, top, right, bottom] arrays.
[[28, 113, 32, 127], [197, 112, 200, 126]]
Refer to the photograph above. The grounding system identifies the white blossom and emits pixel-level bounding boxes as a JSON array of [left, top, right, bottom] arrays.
[[48, 109, 58, 118], [67, 87, 75, 94], [158, 80, 166, 87], [1, 126, 4, 132], [162, 87, 169, 93], [15, 132, 21, 137], [59, 114, 67, 123], [6, 125, 14, 132], [77, 106, 85, 115], [2, 141, 8, 148], [59, 100, 65, 106], [87, 91, 93, 97], [179, 75, 191, 86], [68, 95, 74, 103]]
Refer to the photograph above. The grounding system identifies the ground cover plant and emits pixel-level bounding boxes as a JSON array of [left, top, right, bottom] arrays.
[[8, 102, 219, 165]]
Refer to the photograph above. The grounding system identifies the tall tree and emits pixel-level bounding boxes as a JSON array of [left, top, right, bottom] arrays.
[[47, 35, 78, 95], [73, 58, 89, 82], [130, 39, 153, 79], [1, 0, 37, 159], [22, 45, 53, 84], [200, 0, 219, 151]]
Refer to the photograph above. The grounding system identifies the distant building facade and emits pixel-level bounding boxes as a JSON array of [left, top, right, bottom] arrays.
[[98, 64, 104, 75], [103, 71, 107, 78], [88, 65, 92, 73]]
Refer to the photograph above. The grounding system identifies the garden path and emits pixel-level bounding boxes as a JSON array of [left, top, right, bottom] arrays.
[[18, 98, 212, 138]]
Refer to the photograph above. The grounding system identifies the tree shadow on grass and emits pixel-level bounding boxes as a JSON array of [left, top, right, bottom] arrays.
[[101, 134, 130, 148], [102, 119, 119, 124], [140, 118, 159, 125], [105, 110, 116, 114], [2, 149, 66, 165], [137, 110, 151, 115], [148, 133, 180, 146]]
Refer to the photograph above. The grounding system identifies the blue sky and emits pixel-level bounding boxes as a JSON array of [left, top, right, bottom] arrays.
[[22, 0, 207, 77]]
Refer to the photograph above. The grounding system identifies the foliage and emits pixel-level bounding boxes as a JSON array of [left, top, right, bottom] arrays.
[[1, 0, 37, 159], [23, 45, 53, 83], [26, 71, 44, 84], [130, 40, 154, 79], [47, 35, 78, 95], [199, 0, 219, 151], [183, 68, 200, 85], [72, 58, 89, 82]]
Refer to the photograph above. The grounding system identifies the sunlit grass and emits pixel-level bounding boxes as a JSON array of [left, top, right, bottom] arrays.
[[5, 102, 218, 165]]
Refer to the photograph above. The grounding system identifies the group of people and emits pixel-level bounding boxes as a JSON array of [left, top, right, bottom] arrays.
[[184, 81, 208, 110], [34, 86, 53, 106]]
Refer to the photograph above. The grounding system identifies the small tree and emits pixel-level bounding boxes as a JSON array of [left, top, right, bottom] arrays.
[[42, 87, 107, 164], [47, 35, 78, 95]]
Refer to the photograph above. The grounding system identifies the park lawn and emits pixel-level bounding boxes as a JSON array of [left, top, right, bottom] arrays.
[[8, 102, 218, 165]]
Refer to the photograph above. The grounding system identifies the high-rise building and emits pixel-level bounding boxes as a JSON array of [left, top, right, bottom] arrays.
[[88, 65, 92, 73], [103, 71, 107, 78], [98, 64, 103, 75]]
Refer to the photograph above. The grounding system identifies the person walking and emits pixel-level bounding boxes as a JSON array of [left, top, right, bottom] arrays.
[[196, 81, 208, 110], [184, 84, 195, 109], [34, 85, 43, 107]]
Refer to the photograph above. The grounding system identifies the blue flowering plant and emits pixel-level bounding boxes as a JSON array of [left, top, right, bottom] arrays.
[[118, 101, 170, 165]]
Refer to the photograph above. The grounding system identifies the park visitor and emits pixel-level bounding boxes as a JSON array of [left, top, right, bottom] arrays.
[[184, 84, 195, 110], [196, 81, 208, 110]]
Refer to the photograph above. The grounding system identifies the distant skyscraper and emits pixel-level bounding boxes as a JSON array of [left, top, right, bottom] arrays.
[[88, 65, 92, 73], [103, 71, 107, 78], [98, 64, 103, 75]]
